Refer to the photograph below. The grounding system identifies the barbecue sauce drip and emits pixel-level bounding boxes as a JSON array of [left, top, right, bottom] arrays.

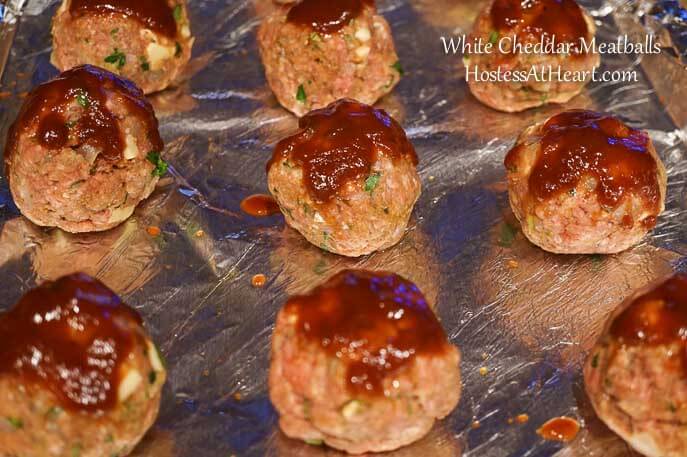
[[286, 0, 373, 34], [6, 65, 163, 164], [284, 270, 449, 396], [0, 273, 144, 412], [537, 417, 580, 442], [70, 0, 178, 38], [505, 110, 659, 215], [240, 194, 281, 217], [490, 0, 588, 49], [268, 99, 417, 203], [611, 274, 687, 346]]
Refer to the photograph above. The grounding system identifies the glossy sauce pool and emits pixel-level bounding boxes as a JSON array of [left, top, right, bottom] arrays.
[[490, 0, 588, 49], [240, 194, 281, 217], [505, 110, 660, 224], [283, 269, 450, 396], [0, 273, 144, 412], [537, 416, 580, 442], [268, 99, 417, 203], [286, 0, 373, 34], [70, 0, 178, 38], [5, 65, 162, 165]]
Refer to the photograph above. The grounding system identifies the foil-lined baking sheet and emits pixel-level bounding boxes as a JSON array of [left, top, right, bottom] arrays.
[[1, 0, 686, 455]]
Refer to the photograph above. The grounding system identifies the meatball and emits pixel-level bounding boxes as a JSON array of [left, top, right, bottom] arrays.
[[584, 273, 687, 457], [0, 273, 166, 457], [504, 110, 667, 254], [267, 99, 420, 257], [51, 0, 194, 94], [5, 65, 167, 233], [258, 0, 402, 117], [269, 270, 461, 454], [464, 0, 600, 112]]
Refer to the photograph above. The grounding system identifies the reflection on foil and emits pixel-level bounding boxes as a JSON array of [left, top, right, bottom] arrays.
[[0, 0, 685, 456]]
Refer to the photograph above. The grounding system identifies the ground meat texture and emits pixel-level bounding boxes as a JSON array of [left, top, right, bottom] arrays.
[[269, 270, 461, 454], [51, 0, 193, 94], [584, 274, 687, 457], [464, 0, 600, 112], [257, 0, 402, 117], [4, 65, 166, 233], [504, 110, 666, 254], [267, 99, 420, 257], [0, 273, 166, 457]]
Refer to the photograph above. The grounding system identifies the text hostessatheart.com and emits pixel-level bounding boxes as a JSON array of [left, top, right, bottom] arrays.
[[441, 34, 661, 84]]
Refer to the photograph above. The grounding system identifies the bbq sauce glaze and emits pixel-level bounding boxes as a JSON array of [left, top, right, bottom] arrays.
[[268, 99, 417, 203], [0, 273, 144, 412], [490, 0, 588, 47], [286, 0, 374, 34], [70, 0, 178, 39], [611, 274, 687, 347], [283, 270, 450, 396], [6, 65, 163, 165], [505, 110, 660, 222]]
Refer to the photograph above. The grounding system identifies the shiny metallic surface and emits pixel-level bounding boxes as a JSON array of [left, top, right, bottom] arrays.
[[0, 0, 686, 455]]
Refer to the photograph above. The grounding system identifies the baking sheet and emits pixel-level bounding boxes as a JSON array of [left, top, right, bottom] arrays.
[[1, 0, 687, 456]]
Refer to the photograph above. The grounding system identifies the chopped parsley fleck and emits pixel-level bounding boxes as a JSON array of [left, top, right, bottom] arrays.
[[320, 231, 330, 251], [489, 30, 499, 45], [140, 57, 150, 72], [304, 439, 323, 446], [391, 60, 404, 76], [110, 28, 119, 36], [146, 151, 169, 177], [309, 32, 321, 43], [75, 89, 89, 108], [590, 254, 603, 268], [149, 371, 157, 384], [46, 406, 63, 419], [296, 84, 306, 103], [591, 353, 599, 368], [313, 259, 327, 275], [364, 172, 381, 193], [104, 48, 126, 69], [71, 444, 82, 457], [498, 221, 518, 247], [670, 403, 678, 413], [175, 42, 182, 57], [105, 434, 115, 443], [173, 4, 182, 21], [6, 417, 22, 429]]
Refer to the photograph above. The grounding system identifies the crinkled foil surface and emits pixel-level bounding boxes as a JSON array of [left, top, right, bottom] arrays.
[[0, 0, 686, 455]]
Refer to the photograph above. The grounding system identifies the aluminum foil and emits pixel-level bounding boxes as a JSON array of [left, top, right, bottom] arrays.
[[0, 0, 686, 455]]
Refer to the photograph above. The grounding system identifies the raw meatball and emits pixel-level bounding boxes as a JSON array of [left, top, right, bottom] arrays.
[[504, 110, 666, 254], [269, 269, 461, 454], [0, 273, 166, 457], [51, 0, 194, 94], [465, 0, 600, 112], [258, 0, 402, 116], [267, 99, 420, 257], [584, 273, 687, 457], [4, 65, 167, 233]]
